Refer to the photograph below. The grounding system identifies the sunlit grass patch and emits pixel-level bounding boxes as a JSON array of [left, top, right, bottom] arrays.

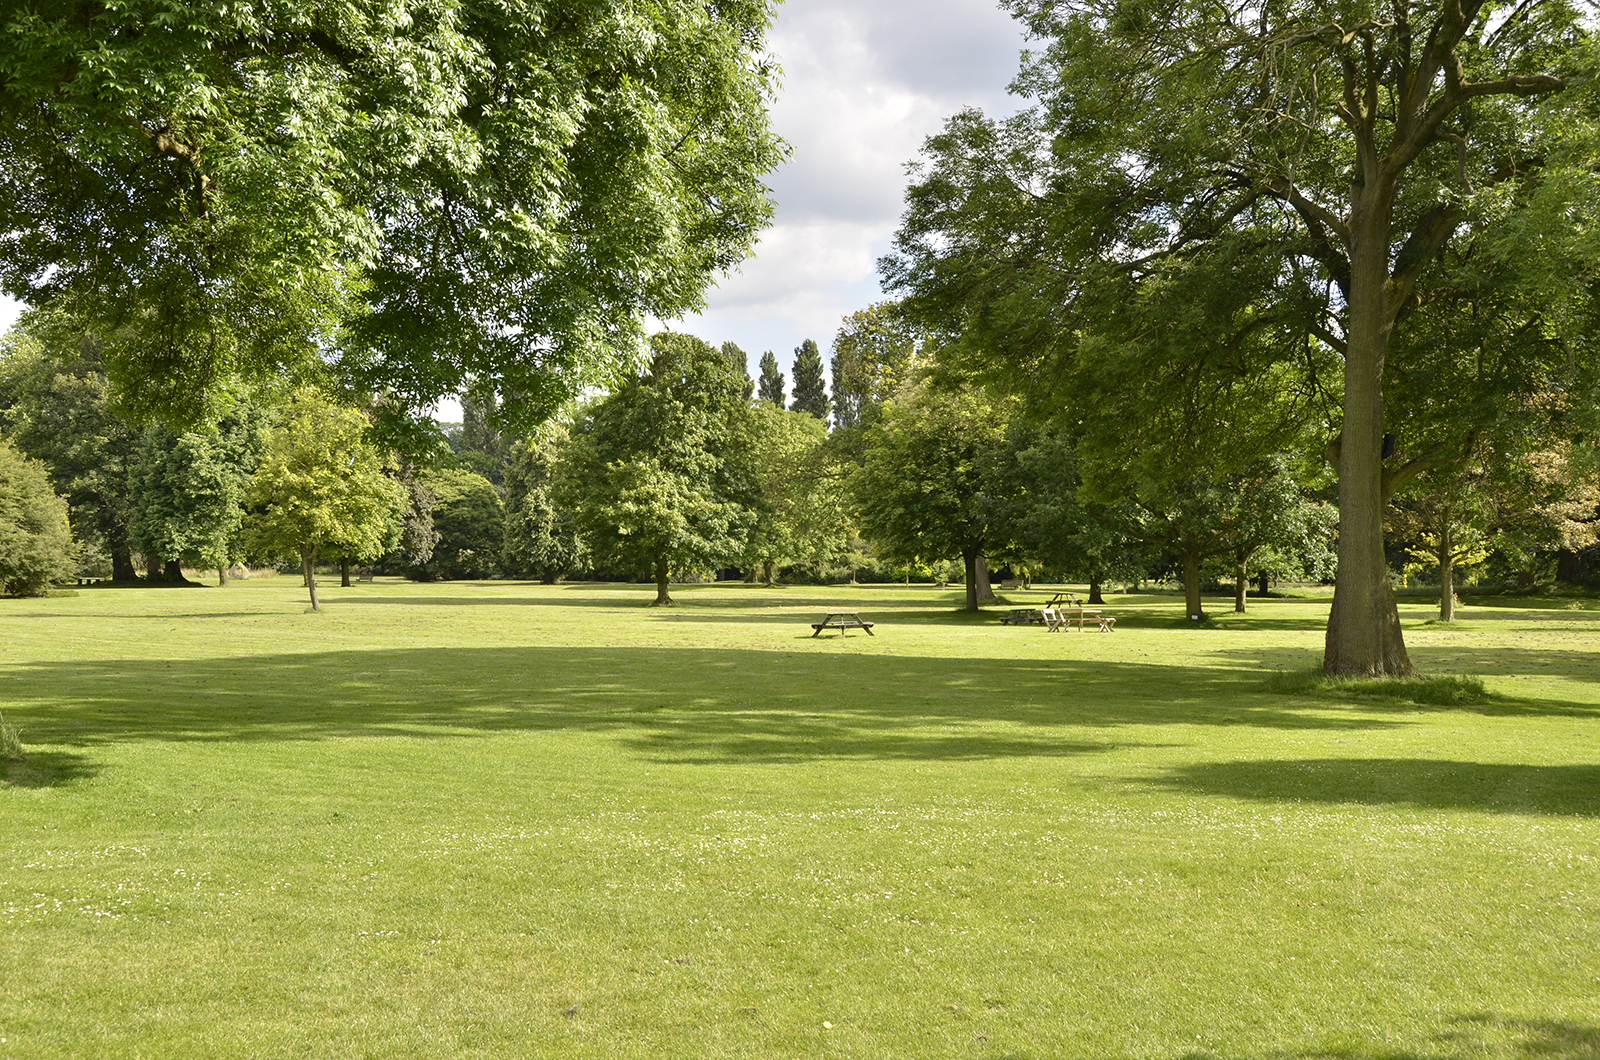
[[1, 579, 1596, 1059]]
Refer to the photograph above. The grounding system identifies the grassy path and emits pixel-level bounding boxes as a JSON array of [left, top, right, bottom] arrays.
[[2, 579, 1598, 1058]]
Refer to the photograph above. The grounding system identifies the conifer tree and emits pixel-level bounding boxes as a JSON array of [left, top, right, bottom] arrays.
[[722, 342, 754, 402], [789, 339, 829, 421], [757, 351, 785, 407]]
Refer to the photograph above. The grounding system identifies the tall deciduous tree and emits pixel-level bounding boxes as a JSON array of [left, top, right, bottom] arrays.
[[852, 380, 1009, 611], [557, 332, 755, 605], [757, 351, 785, 407], [739, 403, 847, 583], [502, 430, 582, 583], [129, 402, 268, 583], [1, 1, 785, 426], [789, 340, 830, 421], [0, 316, 142, 580], [244, 390, 404, 611], [830, 304, 916, 433], [887, 0, 1595, 674]]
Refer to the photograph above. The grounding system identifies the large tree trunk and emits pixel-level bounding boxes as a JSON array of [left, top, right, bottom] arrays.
[[762, 559, 774, 585], [1556, 548, 1583, 584], [111, 546, 138, 582], [1235, 557, 1248, 614], [217, 566, 228, 587], [962, 547, 980, 611], [1257, 569, 1270, 596], [1088, 572, 1104, 605], [1324, 203, 1415, 676], [301, 548, 321, 612], [146, 554, 164, 581], [1182, 550, 1203, 621], [974, 554, 996, 603], [340, 557, 352, 588], [1438, 527, 1456, 622], [164, 559, 183, 583], [653, 556, 673, 606]]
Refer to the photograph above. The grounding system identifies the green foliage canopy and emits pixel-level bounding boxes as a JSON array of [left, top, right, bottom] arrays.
[[244, 390, 404, 609], [1, 0, 786, 426], [0, 317, 142, 579], [557, 332, 755, 604], [788, 339, 829, 421], [851, 380, 1009, 610], [0, 437, 75, 596], [885, 0, 1596, 673]]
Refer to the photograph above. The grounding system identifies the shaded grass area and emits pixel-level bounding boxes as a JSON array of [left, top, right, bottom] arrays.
[[1265, 667, 1490, 706], [3, 579, 1600, 1059]]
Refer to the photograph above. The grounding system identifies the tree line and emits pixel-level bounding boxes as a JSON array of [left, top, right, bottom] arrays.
[[3, 0, 1598, 673]]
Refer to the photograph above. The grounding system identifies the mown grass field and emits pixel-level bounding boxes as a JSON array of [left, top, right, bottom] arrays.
[[2, 578, 1598, 1059]]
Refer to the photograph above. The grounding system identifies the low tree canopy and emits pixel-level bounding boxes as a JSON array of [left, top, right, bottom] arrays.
[[739, 403, 847, 583], [0, 438, 75, 596], [244, 390, 404, 610]]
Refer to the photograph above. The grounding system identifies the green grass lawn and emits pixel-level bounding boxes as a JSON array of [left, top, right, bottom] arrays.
[[3, 578, 1598, 1059]]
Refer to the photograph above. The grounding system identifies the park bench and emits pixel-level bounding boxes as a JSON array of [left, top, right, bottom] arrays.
[[1000, 608, 1045, 625], [811, 612, 875, 637]]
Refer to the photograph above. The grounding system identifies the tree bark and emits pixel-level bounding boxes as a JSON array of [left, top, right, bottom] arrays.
[[217, 566, 228, 587], [164, 559, 184, 583], [111, 546, 138, 582], [962, 547, 980, 611], [1324, 202, 1415, 676], [974, 553, 996, 603], [1257, 570, 1270, 596], [301, 548, 321, 611], [146, 554, 164, 581], [1088, 572, 1104, 605], [762, 559, 774, 585], [653, 555, 673, 605], [340, 557, 352, 588], [1182, 550, 1203, 621], [1235, 560, 1248, 614], [1439, 527, 1456, 622]]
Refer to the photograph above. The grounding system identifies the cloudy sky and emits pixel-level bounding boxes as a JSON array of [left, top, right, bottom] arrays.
[[0, 1, 1030, 405], [679, 0, 1029, 390]]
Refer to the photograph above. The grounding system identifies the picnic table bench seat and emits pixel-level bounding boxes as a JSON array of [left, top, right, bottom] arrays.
[[811, 612, 875, 637]]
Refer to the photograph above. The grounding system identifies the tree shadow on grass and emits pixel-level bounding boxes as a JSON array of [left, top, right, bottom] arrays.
[[0, 647, 1398, 763], [1288, 1014, 1600, 1059], [1150, 758, 1600, 816], [0, 751, 101, 788], [1214, 648, 1600, 718]]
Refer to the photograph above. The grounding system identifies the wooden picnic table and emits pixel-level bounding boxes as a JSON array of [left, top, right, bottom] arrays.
[[811, 611, 875, 637], [1042, 606, 1115, 633]]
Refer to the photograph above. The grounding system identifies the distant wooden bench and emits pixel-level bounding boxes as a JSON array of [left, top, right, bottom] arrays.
[[812, 612, 875, 637], [1000, 608, 1045, 625]]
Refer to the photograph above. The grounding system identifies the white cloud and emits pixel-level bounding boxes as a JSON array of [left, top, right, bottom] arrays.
[[674, 0, 1029, 378]]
